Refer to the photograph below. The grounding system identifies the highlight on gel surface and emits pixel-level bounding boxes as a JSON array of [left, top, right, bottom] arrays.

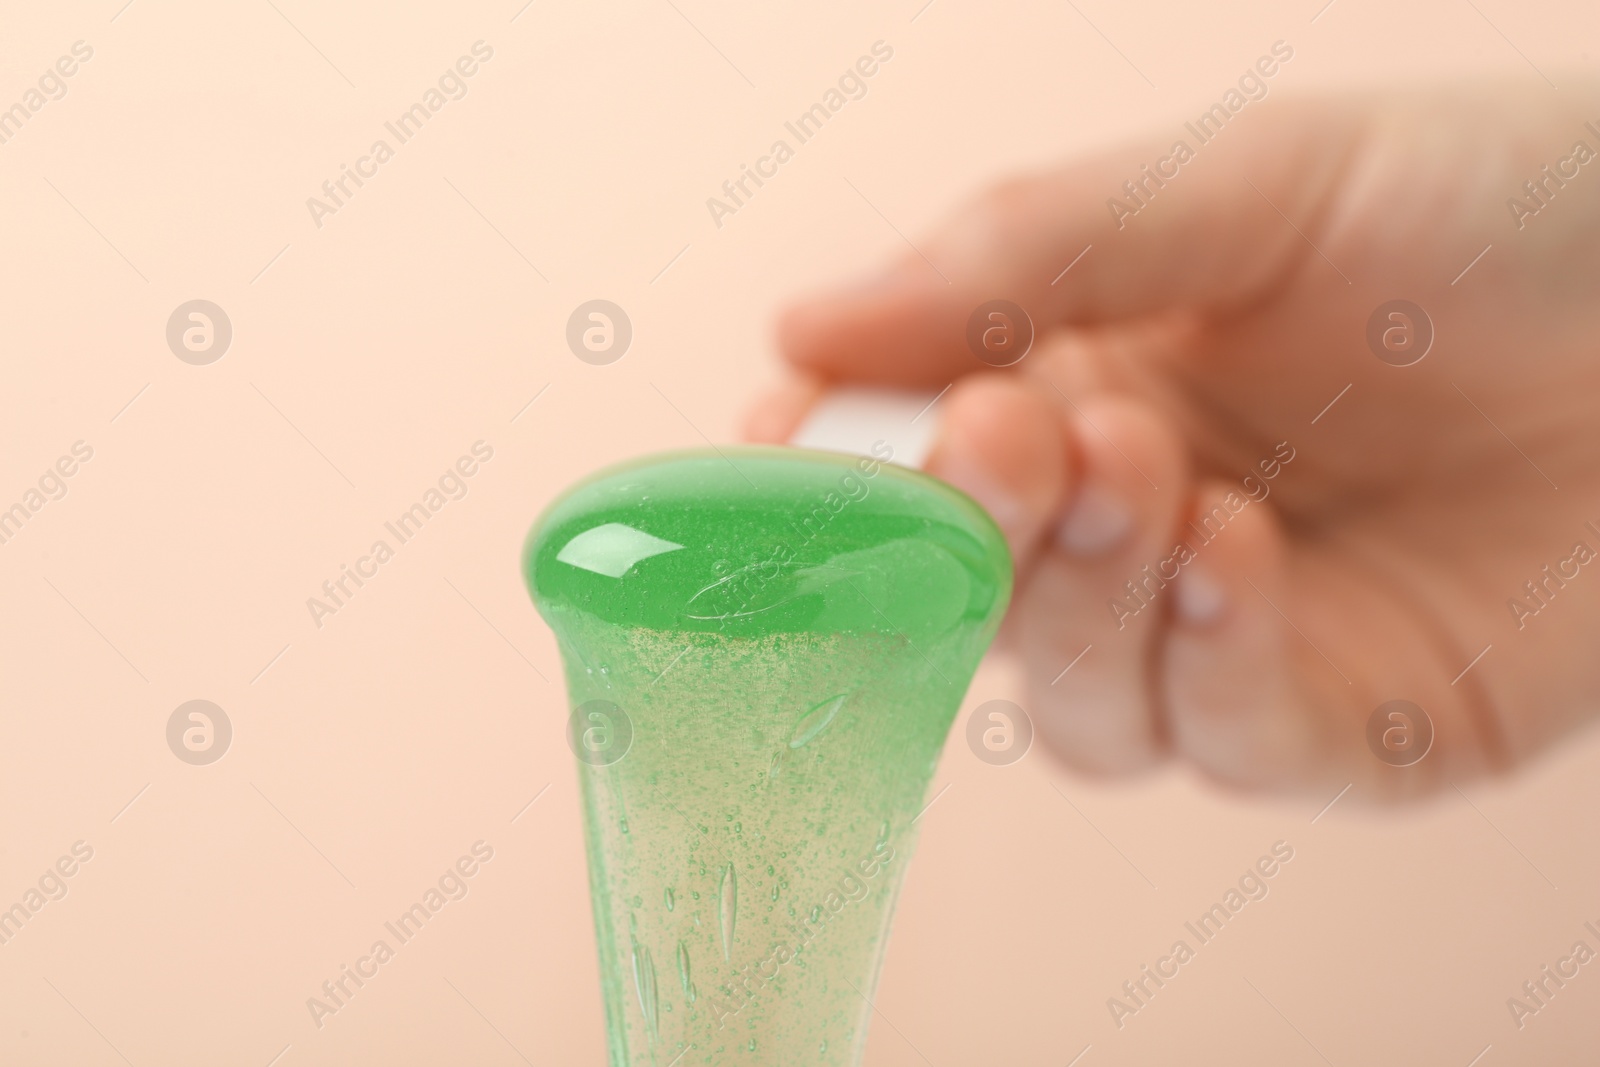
[[524, 446, 1011, 1066]]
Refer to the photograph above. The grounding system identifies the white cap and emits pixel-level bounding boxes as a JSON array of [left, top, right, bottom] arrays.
[[788, 386, 945, 471]]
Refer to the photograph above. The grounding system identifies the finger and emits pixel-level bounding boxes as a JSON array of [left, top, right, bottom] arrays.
[[1019, 397, 1190, 774], [1159, 484, 1323, 791], [1024, 314, 1211, 401], [779, 97, 1359, 386], [923, 374, 1070, 568], [1161, 490, 1494, 799]]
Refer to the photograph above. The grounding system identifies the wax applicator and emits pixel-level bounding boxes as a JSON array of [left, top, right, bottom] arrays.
[[523, 389, 1004, 1065]]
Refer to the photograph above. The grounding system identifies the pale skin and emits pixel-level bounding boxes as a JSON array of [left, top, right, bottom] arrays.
[[743, 84, 1600, 800]]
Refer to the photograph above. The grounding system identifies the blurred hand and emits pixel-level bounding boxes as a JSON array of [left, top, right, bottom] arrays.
[[745, 83, 1600, 800]]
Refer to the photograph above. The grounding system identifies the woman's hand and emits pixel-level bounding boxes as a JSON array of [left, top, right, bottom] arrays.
[[747, 83, 1600, 799]]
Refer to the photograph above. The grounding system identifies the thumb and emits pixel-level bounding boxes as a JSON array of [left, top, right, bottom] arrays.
[[777, 95, 1360, 386]]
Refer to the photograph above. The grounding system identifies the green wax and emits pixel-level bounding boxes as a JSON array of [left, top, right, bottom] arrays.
[[523, 446, 1011, 1066]]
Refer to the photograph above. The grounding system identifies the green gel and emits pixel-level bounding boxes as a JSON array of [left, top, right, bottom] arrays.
[[523, 447, 1011, 1066]]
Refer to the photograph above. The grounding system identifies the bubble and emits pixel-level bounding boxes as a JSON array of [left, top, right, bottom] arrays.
[[676, 939, 693, 996], [789, 693, 847, 749], [630, 938, 659, 1039], [718, 863, 738, 961]]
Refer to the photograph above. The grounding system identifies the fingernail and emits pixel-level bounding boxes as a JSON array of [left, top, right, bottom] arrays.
[[934, 453, 1029, 548], [1056, 486, 1133, 557], [1176, 563, 1228, 625]]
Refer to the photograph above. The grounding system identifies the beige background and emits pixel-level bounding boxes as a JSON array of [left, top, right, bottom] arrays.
[[2, 0, 1598, 1063]]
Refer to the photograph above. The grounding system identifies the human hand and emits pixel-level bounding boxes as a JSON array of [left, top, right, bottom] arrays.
[[745, 82, 1600, 799]]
